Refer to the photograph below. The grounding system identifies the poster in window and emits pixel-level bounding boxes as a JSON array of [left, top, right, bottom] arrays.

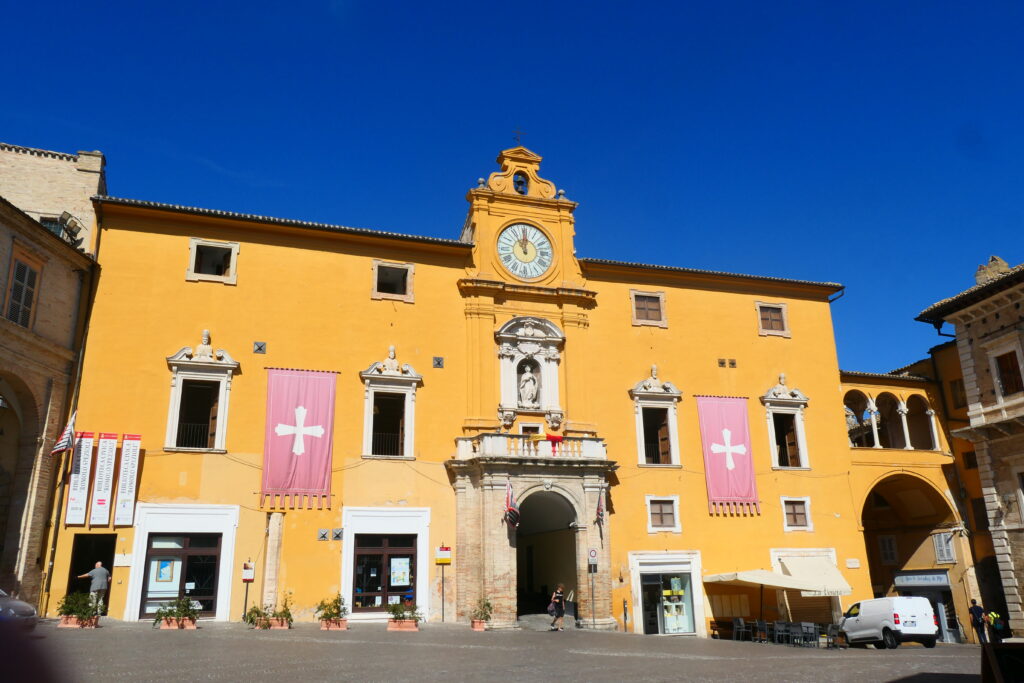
[[156, 559, 175, 582], [390, 557, 410, 586]]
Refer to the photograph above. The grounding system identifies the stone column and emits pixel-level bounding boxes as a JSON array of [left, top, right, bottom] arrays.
[[483, 477, 518, 629], [262, 512, 284, 608], [577, 480, 616, 630], [897, 402, 912, 449], [867, 400, 881, 448]]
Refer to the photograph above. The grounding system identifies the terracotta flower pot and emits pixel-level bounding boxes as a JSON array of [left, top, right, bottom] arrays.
[[180, 617, 197, 630], [320, 618, 348, 630], [159, 617, 180, 630], [471, 619, 487, 632], [387, 618, 419, 632], [268, 617, 290, 630], [59, 615, 99, 628]]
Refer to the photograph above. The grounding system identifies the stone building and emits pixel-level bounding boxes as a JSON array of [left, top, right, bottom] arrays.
[[917, 256, 1024, 632], [0, 142, 106, 254], [36, 146, 983, 643], [0, 195, 95, 602]]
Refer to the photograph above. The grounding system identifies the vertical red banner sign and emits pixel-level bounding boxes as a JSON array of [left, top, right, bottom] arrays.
[[65, 432, 94, 525]]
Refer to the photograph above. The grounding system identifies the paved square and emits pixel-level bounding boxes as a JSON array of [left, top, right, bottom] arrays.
[[19, 620, 981, 682]]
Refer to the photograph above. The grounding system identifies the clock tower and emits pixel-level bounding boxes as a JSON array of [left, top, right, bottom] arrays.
[[460, 146, 585, 288]]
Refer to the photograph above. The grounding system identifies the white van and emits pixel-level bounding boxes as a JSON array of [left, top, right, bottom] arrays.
[[840, 597, 938, 649]]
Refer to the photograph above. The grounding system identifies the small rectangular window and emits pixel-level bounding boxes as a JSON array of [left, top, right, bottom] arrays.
[[371, 261, 414, 302], [6, 259, 39, 328], [878, 535, 898, 565], [971, 497, 989, 532], [783, 499, 808, 529], [519, 424, 542, 435], [641, 407, 671, 465], [371, 392, 405, 456], [176, 380, 219, 448], [756, 301, 790, 337], [932, 532, 955, 563], [772, 413, 802, 468], [949, 378, 967, 409], [962, 450, 978, 470], [630, 290, 666, 327], [649, 500, 675, 528], [995, 351, 1024, 397], [186, 238, 239, 284]]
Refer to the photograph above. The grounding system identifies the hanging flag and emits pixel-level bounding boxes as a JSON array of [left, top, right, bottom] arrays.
[[261, 369, 336, 508], [696, 396, 760, 514], [504, 480, 520, 528], [595, 484, 605, 526], [51, 411, 76, 455]]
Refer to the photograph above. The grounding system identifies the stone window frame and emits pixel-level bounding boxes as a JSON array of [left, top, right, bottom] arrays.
[[371, 260, 415, 303], [359, 358, 422, 460], [756, 301, 791, 338], [980, 331, 1024, 404], [186, 237, 239, 285], [164, 342, 239, 453], [780, 496, 813, 532], [630, 289, 667, 328], [4, 242, 46, 330], [630, 369, 682, 467], [518, 422, 544, 435], [761, 375, 811, 470], [645, 494, 681, 534], [931, 531, 956, 564], [877, 534, 899, 565]]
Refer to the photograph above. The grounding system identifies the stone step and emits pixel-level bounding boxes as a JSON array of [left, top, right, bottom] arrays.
[[518, 612, 576, 631]]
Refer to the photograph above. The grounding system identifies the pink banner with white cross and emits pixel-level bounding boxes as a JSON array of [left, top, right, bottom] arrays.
[[696, 396, 760, 514], [261, 369, 336, 508]]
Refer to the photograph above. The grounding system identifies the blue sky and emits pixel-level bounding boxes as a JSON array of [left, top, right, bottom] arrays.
[[3, 2, 1022, 372]]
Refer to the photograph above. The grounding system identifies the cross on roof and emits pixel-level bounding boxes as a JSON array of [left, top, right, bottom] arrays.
[[513, 128, 525, 145]]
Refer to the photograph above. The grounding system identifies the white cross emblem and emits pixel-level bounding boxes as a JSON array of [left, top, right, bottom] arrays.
[[710, 428, 746, 471], [274, 406, 324, 455]]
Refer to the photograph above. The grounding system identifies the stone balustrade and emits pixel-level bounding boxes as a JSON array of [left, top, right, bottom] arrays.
[[455, 433, 606, 460]]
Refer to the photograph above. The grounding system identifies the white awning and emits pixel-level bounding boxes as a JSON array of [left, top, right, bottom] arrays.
[[779, 556, 853, 597], [703, 569, 821, 592]]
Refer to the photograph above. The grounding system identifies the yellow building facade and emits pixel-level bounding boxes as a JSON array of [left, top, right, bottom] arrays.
[[40, 147, 979, 641]]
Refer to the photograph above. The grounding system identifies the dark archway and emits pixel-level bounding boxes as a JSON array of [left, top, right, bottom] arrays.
[[516, 490, 577, 616], [0, 372, 42, 596], [861, 474, 963, 642], [875, 393, 906, 449]]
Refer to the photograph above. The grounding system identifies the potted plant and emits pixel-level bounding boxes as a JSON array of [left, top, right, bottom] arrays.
[[153, 596, 199, 629], [386, 602, 422, 631], [56, 592, 100, 628], [315, 593, 349, 630], [470, 597, 492, 631], [269, 594, 293, 629], [244, 604, 272, 630]]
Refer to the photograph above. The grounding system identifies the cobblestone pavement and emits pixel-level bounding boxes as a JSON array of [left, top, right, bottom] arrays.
[[18, 619, 980, 683]]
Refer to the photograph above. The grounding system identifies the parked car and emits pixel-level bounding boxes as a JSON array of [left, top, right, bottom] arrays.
[[840, 596, 937, 649], [0, 589, 37, 630]]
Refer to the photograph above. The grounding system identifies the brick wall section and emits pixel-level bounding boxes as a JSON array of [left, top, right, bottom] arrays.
[[0, 143, 105, 255], [0, 198, 92, 602]]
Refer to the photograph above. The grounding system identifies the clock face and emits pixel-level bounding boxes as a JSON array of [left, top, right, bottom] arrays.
[[496, 223, 554, 279]]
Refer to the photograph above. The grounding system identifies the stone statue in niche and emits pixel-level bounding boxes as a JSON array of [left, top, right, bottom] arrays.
[[192, 329, 217, 361], [378, 345, 401, 374], [518, 362, 539, 408]]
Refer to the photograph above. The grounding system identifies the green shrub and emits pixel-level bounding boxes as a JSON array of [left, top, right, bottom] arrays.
[[471, 597, 493, 622], [57, 592, 99, 620], [314, 593, 349, 621], [386, 602, 422, 623]]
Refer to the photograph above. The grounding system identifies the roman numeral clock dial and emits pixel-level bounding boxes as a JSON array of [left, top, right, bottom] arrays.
[[496, 223, 554, 280]]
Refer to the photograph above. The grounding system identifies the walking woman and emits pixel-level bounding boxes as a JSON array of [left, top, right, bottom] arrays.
[[550, 583, 566, 631]]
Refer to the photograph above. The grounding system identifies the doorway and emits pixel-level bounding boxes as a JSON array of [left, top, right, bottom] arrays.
[[66, 533, 116, 597], [516, 491, 577, 616], [640, 572, 695, 634], [139, 533, 222, 617], [351, 534, 417, 610]]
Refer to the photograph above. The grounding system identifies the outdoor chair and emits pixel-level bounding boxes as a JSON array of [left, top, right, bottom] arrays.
[[788, 622, 805, 646], [710, 620, 732, 639], [801, 622, 820, 647], [825, 623, 846, 649], [753, 619, 769, 643], [732, 617, 753, 641], [773, 621, 791, 645]]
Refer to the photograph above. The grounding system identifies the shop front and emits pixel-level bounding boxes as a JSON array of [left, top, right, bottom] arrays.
[[629, 551, 704, 636], [894, 570, 962, 643]]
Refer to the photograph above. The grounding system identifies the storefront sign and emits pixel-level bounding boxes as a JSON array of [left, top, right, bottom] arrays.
[[242, 561, 255, 582], [89, 433, 119, 526], [114, 434, 142, 526], [390, 557, 411, 586], [65, 432, 95, 525], [894, 571, 949, 588], [435, 546, 451, 565]]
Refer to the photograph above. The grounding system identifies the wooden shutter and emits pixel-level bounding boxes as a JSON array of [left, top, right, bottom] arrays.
[[784, 425, 800, 467], [782, 592, 834, 624], [657, 419, 671, 464], [207, 396, 219, 448]]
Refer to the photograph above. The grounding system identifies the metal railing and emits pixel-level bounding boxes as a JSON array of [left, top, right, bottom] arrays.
[[371, 432, 403, 456], [176, 423, 210, 449]]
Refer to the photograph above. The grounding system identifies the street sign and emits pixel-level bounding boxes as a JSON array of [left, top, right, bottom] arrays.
[[588, 547, 598, 565], [436, 545, 452, 565], [241, 561, 255, 583]]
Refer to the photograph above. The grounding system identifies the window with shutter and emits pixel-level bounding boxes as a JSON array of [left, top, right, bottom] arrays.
[[5, 259, 39, 328], [932, 532, 955, 563], [630, 290, 667, 327], [878, 535, 898, 565], [645, 495, 681, 533], [995, 352, 1024, 397], [781, 498, 812, 531], [756, 301, 791, 337]]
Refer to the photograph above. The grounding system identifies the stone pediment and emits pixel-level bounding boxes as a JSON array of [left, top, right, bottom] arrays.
[[629, 365, 681, 400], [359, 346, 422, 384], [166, 330, 238, 371], [761, 373, 808, 406]]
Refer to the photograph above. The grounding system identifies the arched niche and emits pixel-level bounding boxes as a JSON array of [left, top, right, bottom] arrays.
[[496, 317, 565, 430]]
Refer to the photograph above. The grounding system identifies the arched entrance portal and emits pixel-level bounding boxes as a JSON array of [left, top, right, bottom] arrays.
[[516, 491, 577, 618], [861, 474, 967, 643]]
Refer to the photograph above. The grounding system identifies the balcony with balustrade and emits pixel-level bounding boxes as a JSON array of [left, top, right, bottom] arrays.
[[455, 433, 607, 461]]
